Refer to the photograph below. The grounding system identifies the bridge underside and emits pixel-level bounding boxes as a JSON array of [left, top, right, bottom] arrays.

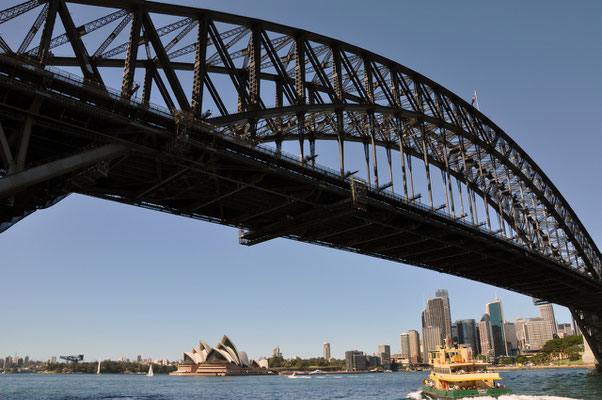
[[0, 55, 601, 362]]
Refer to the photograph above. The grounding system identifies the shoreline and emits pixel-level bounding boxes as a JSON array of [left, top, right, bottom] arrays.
[[494, 364, 596, 370]]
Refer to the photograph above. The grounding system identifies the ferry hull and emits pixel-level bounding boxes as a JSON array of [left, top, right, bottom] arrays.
[[422, 385, 512, 399]]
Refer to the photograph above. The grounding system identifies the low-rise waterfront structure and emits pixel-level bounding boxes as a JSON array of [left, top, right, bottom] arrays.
[[171, 335, 269, 376]]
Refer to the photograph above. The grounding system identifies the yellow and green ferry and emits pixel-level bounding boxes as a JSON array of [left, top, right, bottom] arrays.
[[422, 342, 511, 399]]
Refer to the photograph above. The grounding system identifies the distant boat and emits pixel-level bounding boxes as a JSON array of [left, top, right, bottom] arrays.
[[96, 360, 101, 375], [147, 364, 154, 377], [309, 369, 324, 375]]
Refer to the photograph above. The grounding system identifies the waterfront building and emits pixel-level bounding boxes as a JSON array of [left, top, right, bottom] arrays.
[[137, 355, 142, 363], [273, 346, 282, 358], [539, 303, 558, 337], [257, 358, 269, 369], [422, 326, 443, 363], [378, 344, 391, 370], [435, 289, 452, 340], [172, 335, 269, 376], [323, 342, 331, 360], [477, 314, 493, 357], [345, 350, 367, 371], [50, 356, 57, 364], [367, 355, 381, 368], [407, 330, 421, 364], [557, 323, 574, 338], [400, 333, 410, 361], [486, 298, 508, 357], [400, 330, 421, 364], [523, 317, 554, 350], [504, 322, 518, 356], [0, 358, 4, 368], [456, 319, 478, 356]]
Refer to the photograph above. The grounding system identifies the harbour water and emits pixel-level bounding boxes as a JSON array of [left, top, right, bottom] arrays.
[[1, 368, 600, 399]]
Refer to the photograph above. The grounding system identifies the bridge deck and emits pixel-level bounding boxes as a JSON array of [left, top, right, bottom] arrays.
[[0, 54, 600, 314]]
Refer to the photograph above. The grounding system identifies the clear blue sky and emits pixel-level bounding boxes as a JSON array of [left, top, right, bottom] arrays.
[[1, 1, 601, 362]]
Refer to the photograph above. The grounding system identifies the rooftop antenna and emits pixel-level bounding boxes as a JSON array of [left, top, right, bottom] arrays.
[[471, 90, 480, 111]]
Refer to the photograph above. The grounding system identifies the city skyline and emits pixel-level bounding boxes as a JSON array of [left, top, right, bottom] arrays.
[[0, 292, 575, 362], [1, 0, 600, 362]]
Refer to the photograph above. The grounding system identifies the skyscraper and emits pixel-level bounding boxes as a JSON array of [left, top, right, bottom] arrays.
[[539, 303, 558, 337], [504, 322, 517, 356], [486, 298, 508, 357], [515, 317, 527, 352], [273, 346, 282, 358], [422, 326, 443, 363], [435, 289, 452, 340], [323, 342, 331, 360], [422, 297, 447, 338], [400, 333, 410, 360], [522, 317, 554, 350], [456, 319, 478, 356], [408, 330, 421, 364], [401, 330, 421, 364], [477, 314, 493, 357]]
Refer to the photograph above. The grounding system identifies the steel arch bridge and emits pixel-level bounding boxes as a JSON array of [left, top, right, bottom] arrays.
[[0, 0, 600, 362]]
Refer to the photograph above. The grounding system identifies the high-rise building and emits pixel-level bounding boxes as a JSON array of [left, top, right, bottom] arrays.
[[377, 345, 391, 370], [422, 326, 443, 363], [557, 323, 574, 338], [401, 330, 421, 364], [408, 330, 421, 364], [323, 342, 331, 360], [273, 346, 282, 358], [50, 356, 57, 364], [400, 333, 410, 360], [451, 323, 459, 344], [456, 319, 478, 356], [515, 317, 527, 352], [345, 350, 367, 371], [4, 356, 12, 368], [504, 322, 518, 356], [422, 297, 446, 339], [523, 317, 554, 350], [486, 298, 508, 357], [435, 289, 452, 340], [477, 314, 493, 357], [539, 303, 558, 337], [137, 355, 142, 363]]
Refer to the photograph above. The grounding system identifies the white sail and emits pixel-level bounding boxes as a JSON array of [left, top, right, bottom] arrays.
[[147, 364, 154, 377], [96, 360, 101, 375]]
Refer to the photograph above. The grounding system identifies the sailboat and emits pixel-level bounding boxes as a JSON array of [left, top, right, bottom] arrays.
[[147, 363, 154, 377], [96, 360, 101, 375]]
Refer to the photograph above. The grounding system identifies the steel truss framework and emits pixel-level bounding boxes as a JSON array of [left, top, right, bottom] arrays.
[[0, 0, 600, 362]]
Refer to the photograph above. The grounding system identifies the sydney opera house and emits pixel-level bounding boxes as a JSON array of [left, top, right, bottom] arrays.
[[171, 335, 269, 376]]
